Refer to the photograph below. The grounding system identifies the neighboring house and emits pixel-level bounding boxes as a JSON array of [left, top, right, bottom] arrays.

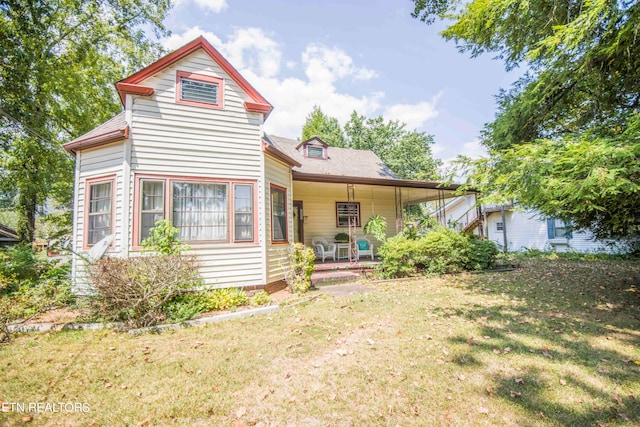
[[0, 224, 19, 247], [64, 37, 463, 293], [433, 196, 622, 253]]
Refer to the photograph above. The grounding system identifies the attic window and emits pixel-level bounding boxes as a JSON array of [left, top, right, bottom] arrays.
[[176, 71, 224, 109], [307, 145, 324, 159]]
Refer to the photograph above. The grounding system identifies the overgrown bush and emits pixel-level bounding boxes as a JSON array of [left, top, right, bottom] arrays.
[[90, 255, 201, 328], [90, 222, 201, 328], [377, 226, 499, 278], [282, 243, 316, 293]]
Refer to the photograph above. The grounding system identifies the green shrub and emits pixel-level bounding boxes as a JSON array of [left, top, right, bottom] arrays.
[[378, 226, 499, 278], [376, 235, 420, 278], [250, 290, 272, 306], [0, 244, 73, 342], [141, 219, 189, 255], [163, 292, 207, 322], [465, 235, 499, 270], [202, 288, 249, 311], [281, 243, 316, 293], [0, 243, 44, 293]]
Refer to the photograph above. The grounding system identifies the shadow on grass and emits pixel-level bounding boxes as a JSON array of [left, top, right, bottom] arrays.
[[447, 259, 640, 425]]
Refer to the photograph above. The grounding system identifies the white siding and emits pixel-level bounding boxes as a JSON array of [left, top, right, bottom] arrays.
[[486, 210, 618, 253], [292, 182, 398, 258], [71, 142, 125, 294], [126, 50, 265, 288], [265, 156, 293, 283]]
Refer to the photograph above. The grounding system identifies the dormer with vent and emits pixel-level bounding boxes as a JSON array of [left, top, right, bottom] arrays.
[[297, 137, 328, 160]]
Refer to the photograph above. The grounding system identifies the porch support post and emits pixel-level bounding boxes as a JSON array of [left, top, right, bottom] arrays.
[[394, 187, 403, 233]]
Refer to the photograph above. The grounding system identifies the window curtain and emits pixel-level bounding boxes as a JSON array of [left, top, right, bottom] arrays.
[[173, 182, 227, 241], [140, 181, 165, 241], [234, 184, 253, 241]]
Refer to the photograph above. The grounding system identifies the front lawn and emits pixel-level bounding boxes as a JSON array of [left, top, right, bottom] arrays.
[[1, 258, 639, 426]]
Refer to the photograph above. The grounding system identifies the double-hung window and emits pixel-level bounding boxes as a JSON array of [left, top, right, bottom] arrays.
[[136, 176, 255, 244], [86, 178, 114, 246], [271, 185, 287, 242], [336, 202, 360, 227], [547, 218, 573, 239]]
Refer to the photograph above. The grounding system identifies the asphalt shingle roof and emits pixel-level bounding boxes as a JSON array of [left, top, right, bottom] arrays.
[[266, 134, 398, 180]]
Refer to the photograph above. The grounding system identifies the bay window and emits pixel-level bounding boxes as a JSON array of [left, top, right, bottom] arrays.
[[136, 176, 255, 245]]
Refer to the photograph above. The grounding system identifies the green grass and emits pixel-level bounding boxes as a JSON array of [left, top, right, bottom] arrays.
[[1, 258, 639, 426]]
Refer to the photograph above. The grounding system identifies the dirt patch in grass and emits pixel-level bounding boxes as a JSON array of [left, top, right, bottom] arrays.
[[1, 258, 639, 426]]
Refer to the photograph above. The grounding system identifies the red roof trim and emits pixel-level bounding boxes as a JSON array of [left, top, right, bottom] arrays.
[[115, 82, 155, 104], [295, 137, 329, 150], [64, 127, 129, 154], [245, 101, 273, 115], [119, 36, 273, 116]]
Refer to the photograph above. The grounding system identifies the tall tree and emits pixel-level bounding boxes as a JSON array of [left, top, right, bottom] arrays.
[[412, 0, 640, 239], [301, 105, 346, 147], [344, 112, 441, 180], [0, 0, 171, 241]]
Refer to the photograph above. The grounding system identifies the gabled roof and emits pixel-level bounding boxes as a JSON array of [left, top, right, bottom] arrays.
[[296, 137, 328, 150], [267, 134, 398, 180], [117, 36, 272, 116], [63, 113, 129, 154]]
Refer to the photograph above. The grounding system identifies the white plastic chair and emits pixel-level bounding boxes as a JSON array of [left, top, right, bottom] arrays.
[[311, 237, 336, 262], [356, 237, 374, 261]]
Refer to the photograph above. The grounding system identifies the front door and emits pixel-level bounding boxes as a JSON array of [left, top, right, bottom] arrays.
[[293, 201, 304, 243]]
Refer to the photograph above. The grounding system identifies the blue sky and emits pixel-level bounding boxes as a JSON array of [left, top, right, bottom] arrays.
[[162, 0, 520, 162]]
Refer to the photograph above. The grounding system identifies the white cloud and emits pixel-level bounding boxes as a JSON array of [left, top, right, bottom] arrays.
[[161, 27, 440, 139], [460, 138, 487, 159], [302, 44, 377, 83], [173, 0, 228, 13], [383, 91, 442, 130]]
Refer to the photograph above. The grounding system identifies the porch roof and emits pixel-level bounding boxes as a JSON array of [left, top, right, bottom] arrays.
[[266, 134, 472, 203]]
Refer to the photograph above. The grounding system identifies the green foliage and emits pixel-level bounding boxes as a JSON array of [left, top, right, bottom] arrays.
[[334, 232, 349, 243], [377, 227, 499, 278], [411, 0, 640, 240], [300, 107, 442, 180], [141, 220, 189, 255], [0, 243, 42, 292], [250, 290, 272, 306], [0, 246, 73, 342], [202, 288, 249, 311], [301, 105, 346, 147], [0, 0, 171, 241], [363, 215, 388, 242], [344, 112, 441, 180], [162, 292, 208, 323], [465, 235, 499, 271], [282, 243, 316, 294]]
